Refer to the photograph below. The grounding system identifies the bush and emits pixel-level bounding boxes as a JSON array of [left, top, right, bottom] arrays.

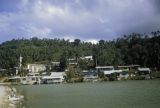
[[152, 71, 160, 78]]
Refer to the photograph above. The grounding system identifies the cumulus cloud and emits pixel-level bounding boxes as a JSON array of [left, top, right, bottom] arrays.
[[0, 0, 160, 43]]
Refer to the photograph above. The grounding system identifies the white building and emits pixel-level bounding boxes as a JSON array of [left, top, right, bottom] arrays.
[[51, 62, 60, 66], [137, 68, 150, 72], [136, 68, 151, 79], [83, 71, 98, 82], [42, 72, 66, 84], [27, 64, 46, 73], [80, 56, 93, 60], [96, 66, 114, 72], [20, 76, 41, 85]]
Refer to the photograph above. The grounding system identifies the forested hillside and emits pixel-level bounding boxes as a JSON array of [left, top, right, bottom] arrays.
[[0, 31, 160, 70]]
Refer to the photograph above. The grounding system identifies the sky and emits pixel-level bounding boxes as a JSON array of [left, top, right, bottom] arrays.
[[0, 0, 160, 43]]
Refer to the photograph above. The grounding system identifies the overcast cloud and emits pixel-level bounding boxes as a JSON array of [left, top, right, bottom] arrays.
[[0, 0, 160, 43]]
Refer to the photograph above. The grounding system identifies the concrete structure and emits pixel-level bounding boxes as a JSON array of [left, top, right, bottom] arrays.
[[27, 64, 46, 73]]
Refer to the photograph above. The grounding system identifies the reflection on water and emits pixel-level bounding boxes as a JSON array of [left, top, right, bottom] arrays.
[[16, 80, 160, 108]]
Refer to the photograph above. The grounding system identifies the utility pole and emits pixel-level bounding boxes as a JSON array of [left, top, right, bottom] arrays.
[[95, 56, 97, 67], [19, 55, 23, 76]]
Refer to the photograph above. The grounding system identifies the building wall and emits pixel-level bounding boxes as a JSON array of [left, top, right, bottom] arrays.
[[27, 64, 46, 73]]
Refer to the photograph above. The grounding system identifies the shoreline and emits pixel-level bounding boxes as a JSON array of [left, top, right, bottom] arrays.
[[0, 86, 8, 107], [0, 85, 24, 108]]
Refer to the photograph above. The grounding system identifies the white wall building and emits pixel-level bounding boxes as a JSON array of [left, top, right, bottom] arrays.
[[80, 56, 93, 60], [27, 64, 46, 73], [96, 66, 114, 72], [42, 72, 66, 84]]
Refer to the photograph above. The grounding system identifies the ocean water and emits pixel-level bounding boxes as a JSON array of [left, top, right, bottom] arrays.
[[15, 79, 160, 108]]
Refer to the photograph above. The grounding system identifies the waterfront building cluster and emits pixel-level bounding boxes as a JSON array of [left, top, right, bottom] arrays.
[[6, 56, 152, 85]]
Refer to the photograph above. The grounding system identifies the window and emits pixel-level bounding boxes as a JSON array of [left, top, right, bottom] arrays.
[[32, 78, 35, 80]]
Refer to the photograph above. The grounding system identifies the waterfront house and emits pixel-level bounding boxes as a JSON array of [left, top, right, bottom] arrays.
[[20, 72, 41, 85], [117, 66, 130, 72], [7, 72, 41, 85], [117, 66, 131, 80], [20, 76, 40, 85], [96, 66, 122, 81], [41, 72, 66, 84], [83, 70, 98, 82], [96, 66, 114, 72], [135, 68, 151, 79], [118, 71, 130, 80], [8, 76, 21, 84], [116, 65, 141, 80], [104, 69, 122, 81]]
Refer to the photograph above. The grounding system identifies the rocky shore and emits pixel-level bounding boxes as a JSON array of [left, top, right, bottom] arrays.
[[0, 86, 24, 108], [0, 86, 7, 107]]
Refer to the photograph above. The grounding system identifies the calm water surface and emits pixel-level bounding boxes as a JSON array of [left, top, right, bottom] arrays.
[[16, 80, 160, 108]]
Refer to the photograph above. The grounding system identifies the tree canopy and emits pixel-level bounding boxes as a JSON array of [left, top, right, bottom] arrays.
[[0, 31, 160, 70]]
